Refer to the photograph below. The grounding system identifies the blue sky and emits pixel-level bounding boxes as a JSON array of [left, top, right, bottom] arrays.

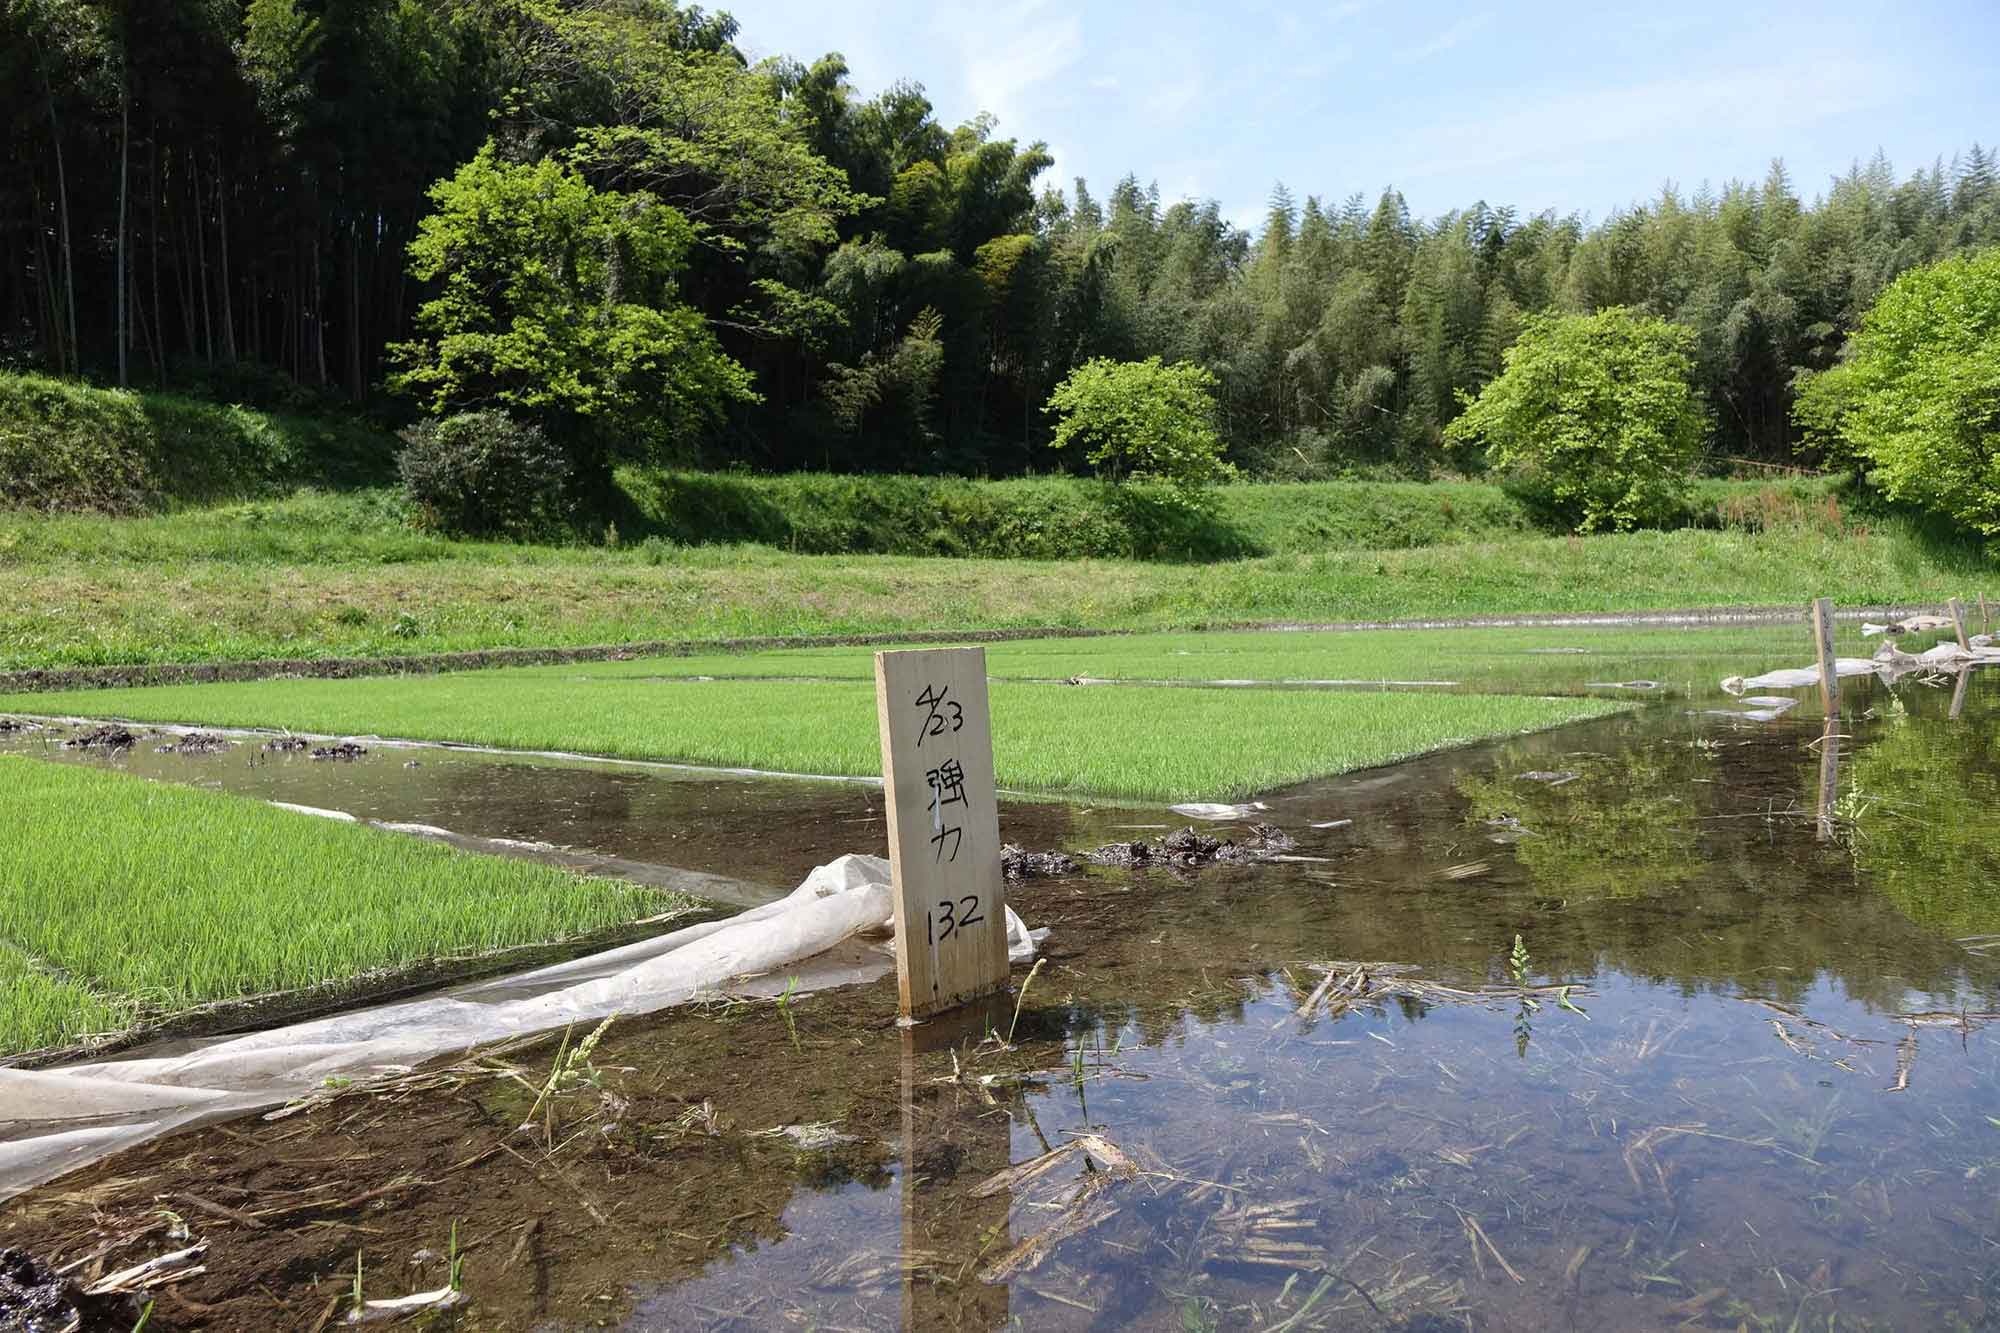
[[726, 0, 2000, 231]]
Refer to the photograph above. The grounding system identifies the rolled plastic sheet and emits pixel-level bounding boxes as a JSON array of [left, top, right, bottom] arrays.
[[0, 854, 1041, 1201]]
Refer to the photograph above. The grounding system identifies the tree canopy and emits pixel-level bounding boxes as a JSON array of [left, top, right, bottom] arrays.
[[1045, 357, 1233, 497], [1444, 308, 1709, 531], [3, 1, 1998, 482], [388, 145, 754, 475], [1794, 247, 2000, 533]]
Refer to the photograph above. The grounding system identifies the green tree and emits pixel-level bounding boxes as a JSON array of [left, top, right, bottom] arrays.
[[1793, 247, 2000, 533], [1444, 306, 1708, 530], [1044, 356, 1234, 498], [388, 144, 756, 485]]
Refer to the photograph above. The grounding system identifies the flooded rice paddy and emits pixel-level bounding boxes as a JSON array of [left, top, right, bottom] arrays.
[[3, 629, 1999, 1331]]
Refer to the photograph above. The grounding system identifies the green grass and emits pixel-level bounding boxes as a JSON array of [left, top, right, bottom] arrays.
[[0, 757, 685, 1056], [0, 675, 1621, 802], [617, 468, 1554, 559], [0, 371, 395, 514], [0, 515, 1991, 671]]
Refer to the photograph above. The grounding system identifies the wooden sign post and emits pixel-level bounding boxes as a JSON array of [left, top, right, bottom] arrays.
[[874, 647, 1009, 1021]]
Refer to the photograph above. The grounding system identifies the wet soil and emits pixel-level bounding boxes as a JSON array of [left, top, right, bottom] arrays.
[[153, 731, 233, 755], [5, 659, 2000, 1330], [309, 740, 368, 761], [0, 1247, 140, 1333], [60, 725, 136, 750], [1090, 821, 1297, 868], [1000, 845, 1081, 878]]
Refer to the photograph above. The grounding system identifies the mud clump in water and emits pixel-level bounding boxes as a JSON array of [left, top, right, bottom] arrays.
[[263, 736, 311, 753], [63, 725, 136, 751], [156, 731, 233, 756], [1091, 822, 1296, 869], [0, 717, 39, 733], [0, 1247, 133, 1333], [1001, 845, 1081, 879], [311, 741, 368, 761]]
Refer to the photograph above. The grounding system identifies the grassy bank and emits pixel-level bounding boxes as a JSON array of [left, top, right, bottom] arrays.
[[0, 372, 395, 513], [0, 758, 686, 1056], [0, 513, 1989, 670], [0, 677, 1621, 802]]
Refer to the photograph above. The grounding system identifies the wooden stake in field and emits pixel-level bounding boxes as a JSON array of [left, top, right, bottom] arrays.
[[1948, 597, 1972, 652], [874, 647, 1009, 1021], [1816, 714, 1841, 843], [1810, 597, 1839, 716]]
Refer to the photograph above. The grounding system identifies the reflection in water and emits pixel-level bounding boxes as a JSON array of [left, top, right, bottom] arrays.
[[4, 658, 2000, 1329]]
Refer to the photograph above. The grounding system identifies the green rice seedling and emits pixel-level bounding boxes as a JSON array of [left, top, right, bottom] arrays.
[[0, 761, 680, 1056], [448, 1218, 465, 1293], [557, 621, 1812, 701], [776, 976, 802, 1052], [0, 674, 1621, 803]]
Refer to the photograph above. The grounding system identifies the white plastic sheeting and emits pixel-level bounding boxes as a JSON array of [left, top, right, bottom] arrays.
[[0, 854, 1040, 1202], [1721, 642, 2000, 696]]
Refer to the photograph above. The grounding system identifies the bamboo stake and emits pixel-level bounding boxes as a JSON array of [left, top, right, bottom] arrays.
[[1948, 598, 1971, 652]]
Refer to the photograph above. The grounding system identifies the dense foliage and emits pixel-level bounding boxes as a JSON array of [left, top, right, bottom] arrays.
[[1793, 248, 2000, 533], [397, 409, 575, 538], [4, 0, 1998, 480], [389, 147, 755, 482], [1445, 309, 1709, 531], [1045, 358, 1233, 497]]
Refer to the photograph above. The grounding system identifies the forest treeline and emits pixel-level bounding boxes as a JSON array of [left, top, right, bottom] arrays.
[[5, 0, 1998, 479]]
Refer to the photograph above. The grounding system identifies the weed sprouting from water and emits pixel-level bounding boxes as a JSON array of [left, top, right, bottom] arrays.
[[520, 1012, 620, 1148], [776, 976, 802, 1052], [1509, 934, 1532, 986], [1510, 934, 1538, 1058], [1007, 957, 1045, 1047]]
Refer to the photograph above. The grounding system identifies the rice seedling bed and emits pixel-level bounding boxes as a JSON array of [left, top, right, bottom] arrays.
[[536, 622, 1814, 695], [0, 675, 1620, 803], [0, 758, 686, 1056]]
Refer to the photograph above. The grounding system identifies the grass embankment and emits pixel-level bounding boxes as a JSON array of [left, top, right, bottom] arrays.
[[0, 371, 394, 513], [0, 757, 684, 1056], [0, 676, 1621, 802], [618, 468, 1555, 558], [3, 502, 1988, 671]]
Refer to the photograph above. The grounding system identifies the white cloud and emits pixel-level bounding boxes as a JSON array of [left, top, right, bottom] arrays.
[[952, 0, 1085, 134], [1400, 12, 1492, 62]]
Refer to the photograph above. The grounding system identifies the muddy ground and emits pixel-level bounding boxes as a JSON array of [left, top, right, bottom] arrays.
[[0, 871, 1122, 1333]]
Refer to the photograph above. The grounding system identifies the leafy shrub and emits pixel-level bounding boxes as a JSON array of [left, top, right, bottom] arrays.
[[1045, 357, 1236, 501], [398, 410, 576, 538], [1443, 307, 1709, 532], [1793, 248, 2000, 534]]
